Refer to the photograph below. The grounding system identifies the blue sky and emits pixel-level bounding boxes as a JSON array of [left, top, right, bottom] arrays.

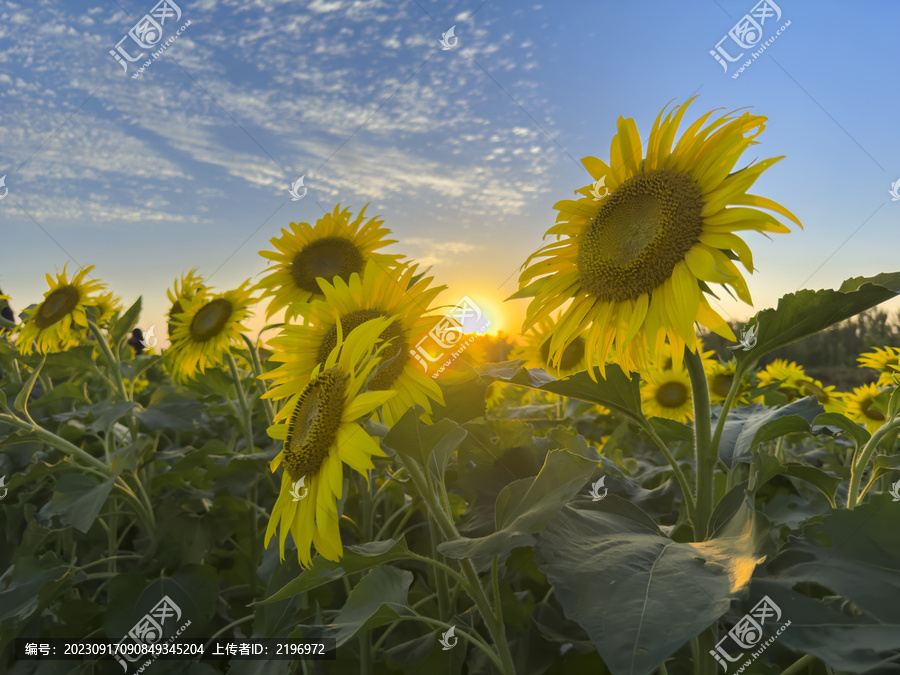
[[2, 0, 899, 342]]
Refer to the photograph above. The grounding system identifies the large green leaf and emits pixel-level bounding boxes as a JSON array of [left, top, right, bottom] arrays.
[[134, 397, 205, 432], [0, 552, 72, 654], [382, 410, 465, 469], [534, 503, 761, 675], [37, 472, 116, 534], [260, 538, 414, 604], [305, 566, 415, 648], [479, 362, 644, 421], [737, 271, 900, 366], [110, 296, 143, 352], [750, 495, 900, 673], [438, 449, 600, 560], [717, 397, 824, 469]]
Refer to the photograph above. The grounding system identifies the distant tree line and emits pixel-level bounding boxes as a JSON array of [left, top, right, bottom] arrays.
[[701, 308, 900, 390]]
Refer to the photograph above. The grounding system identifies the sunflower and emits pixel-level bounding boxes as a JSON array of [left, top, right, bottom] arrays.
[[857, 347, 900, 387], [755, 358, 808, 401], [165, 281, 255, 379], [512, 316, 587, 377], [261, 261, 445, 426], [265, 317, 397, 566], [0, 288, 13, 332], [706, 359, 751, 405], [844, 383, 887, 433], [641, 365, 693, 423], [516, 97, 801, 379], [795, 378, 845, 414], [92, 291, 123, 328], [16, 265, 108, 354], [166, 270, 209, 340], [256, 204, 400, 321]]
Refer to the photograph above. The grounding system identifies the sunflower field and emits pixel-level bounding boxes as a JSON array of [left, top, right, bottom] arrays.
[[3, 99, 900, 675]]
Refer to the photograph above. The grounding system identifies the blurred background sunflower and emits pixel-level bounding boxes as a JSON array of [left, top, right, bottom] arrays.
[[641, 364, 693, 423], [261, 261, 445, 426], [516, 97, 802, 379], [844, 383, 888, 433], [16, 264, 108, 354], [167, 270, 209, 340], [511, 315, 586, 377], [256, 204, 400, 321], [857, 346, 900, 387], [264, 317, 396, 567], [166, 281, 255, 379]]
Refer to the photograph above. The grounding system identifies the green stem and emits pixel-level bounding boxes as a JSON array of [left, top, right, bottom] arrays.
[[87, 320, 129, 403], [685, 348, 714, 541], [241, 334, 275, 428], [641, 422, 697, 527], [429, 525, 451, 619], [226, 353, 255, 453], [0, 411, 109, 474], [695, 625, 718, 675], [399, 457, 516, 674], [377, 615, 503, 671], [202, 615, 254, 647], [781, 653, 817, 675], [847, 418, 900, 508]]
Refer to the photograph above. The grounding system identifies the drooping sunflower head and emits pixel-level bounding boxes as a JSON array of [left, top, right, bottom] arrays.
[[165, 280, 255, 379], [166, 270, 209, 340], [845, 383, 887, 433], [516, 97, 802, 380], [641, 365, 693, 423], [857, 346, 900, 387], [512, 315, 586, 377], [256, 204, 400, 320], [16, 264, 108, 354], [261, 260, 446, 426], [264, 316, 397, 567]]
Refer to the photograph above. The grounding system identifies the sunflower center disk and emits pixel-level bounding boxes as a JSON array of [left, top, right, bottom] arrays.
[[540, 336, 585, 371], [283, 368, 347, 481], [189, 299, 233, 342], [291, 237, 365, 294], [577, 169, 704, 302], [316, 309, 408, 389], [35, 286, 80, 328], [862, 398, 885, 422], [712, 374, 734, 399], [656, 381, 689, 408]]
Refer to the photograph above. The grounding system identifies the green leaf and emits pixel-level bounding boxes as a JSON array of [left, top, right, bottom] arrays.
[[427, 425, 467, 486], [260, 538, 414, 604], [14, 355, 45, 418], [781, 463, 842, 508], [717, 398, 823, 469], [0, 552, 72, 654], [479, 362, 644, 422], [738, 271, 900, 366], [812, 412, 871, 449], [438, 449, 600, 560], [383, 411, 465, 469], [110, 296, 143, 350], [308, 566, 416, 648], [751, 496, 900, 673], [534, 503, 761, 675], [37, 473, 116, 533], [135, 397, 205, 432]]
